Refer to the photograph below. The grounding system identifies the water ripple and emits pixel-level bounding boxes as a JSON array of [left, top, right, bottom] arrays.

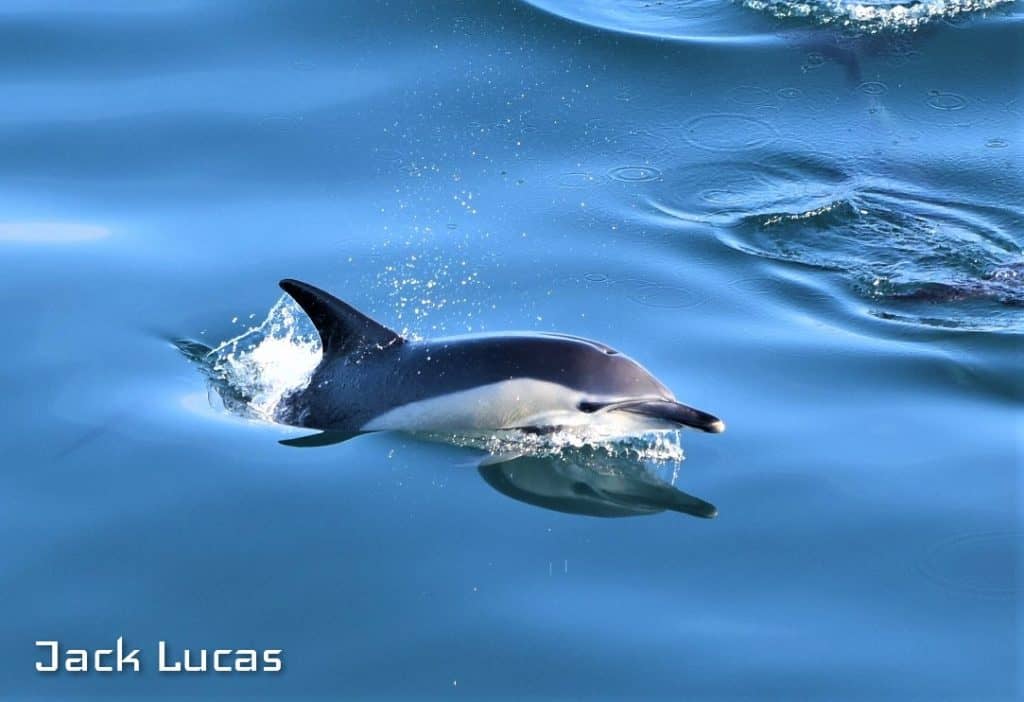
[[609, 164, 663, 182], [681, 113, 780, 152], [648, 154, 1024, 331]]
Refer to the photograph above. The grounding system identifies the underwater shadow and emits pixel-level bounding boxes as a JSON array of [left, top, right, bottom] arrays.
[[476, 451, 717, 520]]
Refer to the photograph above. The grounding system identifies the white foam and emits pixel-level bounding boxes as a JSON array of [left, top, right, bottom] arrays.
[[205, 297, 321, 421], [440, 427, 687, 465], [742, 0, 1012, 31]]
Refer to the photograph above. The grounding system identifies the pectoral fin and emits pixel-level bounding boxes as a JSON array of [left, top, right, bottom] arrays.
[[279, 430, 358, 448]]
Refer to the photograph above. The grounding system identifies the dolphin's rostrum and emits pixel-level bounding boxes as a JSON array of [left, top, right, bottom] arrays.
[[276, 279, 725, 445]]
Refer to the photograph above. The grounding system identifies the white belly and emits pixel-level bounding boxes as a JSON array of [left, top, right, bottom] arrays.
[[361, 378, 677, 437], [361, 379, 585, 432]]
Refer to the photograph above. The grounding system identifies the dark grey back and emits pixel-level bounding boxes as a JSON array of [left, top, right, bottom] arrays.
[[278, 332, 672, 431]]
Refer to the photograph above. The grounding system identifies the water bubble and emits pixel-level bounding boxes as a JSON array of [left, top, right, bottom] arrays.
[[985, 138, 1009, 149], [682, 114, 779, 152], [778, 87, 804, 100], [608, 165, 662, 183]]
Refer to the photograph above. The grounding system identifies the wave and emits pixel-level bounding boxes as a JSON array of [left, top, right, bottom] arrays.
[[648, 154, 1024, 332], [522, 0, 1015, 42], [742, 0, 1014, 32]]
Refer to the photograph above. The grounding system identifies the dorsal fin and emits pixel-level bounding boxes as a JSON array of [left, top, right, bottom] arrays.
[[279, 279, 404, 356]]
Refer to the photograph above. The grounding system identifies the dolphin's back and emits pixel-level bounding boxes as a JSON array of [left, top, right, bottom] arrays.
[[275, 280, 674, 434]]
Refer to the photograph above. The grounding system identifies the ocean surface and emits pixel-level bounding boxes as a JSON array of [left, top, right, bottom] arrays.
[[1, 1, 1021, 699]]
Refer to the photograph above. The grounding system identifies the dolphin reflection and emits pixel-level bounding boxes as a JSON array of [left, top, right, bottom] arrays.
[[476, 452, 717, 519]]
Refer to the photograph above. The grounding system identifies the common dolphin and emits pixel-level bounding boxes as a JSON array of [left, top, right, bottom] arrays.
[[275, 279, 725, 446]]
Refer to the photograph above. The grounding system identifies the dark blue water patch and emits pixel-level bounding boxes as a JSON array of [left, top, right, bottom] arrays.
[[917, 530, 1021, 598]]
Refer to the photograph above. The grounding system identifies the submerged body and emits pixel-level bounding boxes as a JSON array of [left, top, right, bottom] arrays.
[[276, 279, 724, 442]]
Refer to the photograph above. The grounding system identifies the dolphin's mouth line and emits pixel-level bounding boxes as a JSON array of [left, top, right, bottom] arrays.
[[578, 398, 726, 434], [577, 397, 667, 414]]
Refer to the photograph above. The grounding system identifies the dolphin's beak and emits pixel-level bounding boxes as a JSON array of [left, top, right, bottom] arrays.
[[620, 400, 726, 434]]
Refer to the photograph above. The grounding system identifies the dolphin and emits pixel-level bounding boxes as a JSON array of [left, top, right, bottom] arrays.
[[274, 279, 725, 446]]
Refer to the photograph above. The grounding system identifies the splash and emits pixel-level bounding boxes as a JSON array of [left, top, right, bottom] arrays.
[[374, 258, 486, 339], [742, 0, 1013, 32], [185, 296, 322, 422], [438, 428, 686, 467]]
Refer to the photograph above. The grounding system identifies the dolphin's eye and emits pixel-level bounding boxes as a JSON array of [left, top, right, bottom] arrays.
[[604, 349, 618, 355]]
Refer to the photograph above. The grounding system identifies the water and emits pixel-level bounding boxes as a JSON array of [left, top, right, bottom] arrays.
[[1, 0, 1021, 699]]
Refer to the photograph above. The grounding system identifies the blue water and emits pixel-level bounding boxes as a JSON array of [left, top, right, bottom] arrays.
[[2, 1, 1021, 699]]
